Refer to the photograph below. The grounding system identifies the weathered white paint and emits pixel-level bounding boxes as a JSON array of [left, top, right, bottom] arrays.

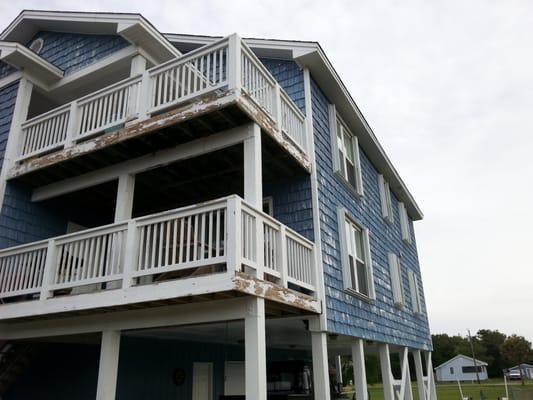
[[96, 330, 121, 400], [311, 326, 331, 400], [379, 344, 395, 400], [352, 339, 368, 400], [115, 173, 135, 222], [245, 297, 267, 400]]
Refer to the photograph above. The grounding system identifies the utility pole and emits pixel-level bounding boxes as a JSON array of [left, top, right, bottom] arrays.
[[467, 329, 481, 384]]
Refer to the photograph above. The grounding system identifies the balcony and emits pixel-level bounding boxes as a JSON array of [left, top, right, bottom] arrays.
[[0, 196, 319, 321], [10, 35, 309, 181]]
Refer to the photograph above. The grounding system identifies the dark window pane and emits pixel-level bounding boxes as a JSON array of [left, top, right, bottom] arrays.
[[348, 256, 356, 290], [356, 260, 368, 295], [346, 160, 356, 187]]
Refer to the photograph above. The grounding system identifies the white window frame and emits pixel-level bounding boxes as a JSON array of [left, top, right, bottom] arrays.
[[337, 207, 375, 299], [398, 202, 412, 243], [329, 104, 364, 197], [408, 269, 422, 314], [388, 253, 404, 307], [378, 174, 394, 224]]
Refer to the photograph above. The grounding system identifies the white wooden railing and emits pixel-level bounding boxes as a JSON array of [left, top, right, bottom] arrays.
[[16, 35, 308, 162], [0, 196, 315, 305]]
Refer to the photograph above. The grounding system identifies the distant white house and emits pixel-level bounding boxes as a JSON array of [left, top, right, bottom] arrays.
[[435, 355, 489, 382], [509, 364, 533, 379]]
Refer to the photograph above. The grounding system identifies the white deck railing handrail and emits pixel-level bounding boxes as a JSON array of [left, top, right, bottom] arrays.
[[0, 196, 316, 306], [16, 35, 307, 161]]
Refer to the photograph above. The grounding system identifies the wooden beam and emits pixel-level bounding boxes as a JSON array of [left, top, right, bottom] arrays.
[[311, 327, 331, 400], [96, 330, 121, 400], [32, 124, 254, 201]]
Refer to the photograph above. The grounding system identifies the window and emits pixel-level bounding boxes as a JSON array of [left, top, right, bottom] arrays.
[[398, 202, 412, 243], [378, 175, 393, 223], [337, 208, 375, 298], [450, 367, 454, 375], [29, 38, 44, 54], [462, 366, 483, 373], [408, 269, 422, 314], [388, 253, 404, 306], [329, 105, 363, 196]]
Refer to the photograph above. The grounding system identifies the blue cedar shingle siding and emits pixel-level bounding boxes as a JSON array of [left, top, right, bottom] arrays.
[[261, 59, 313, 241], [310, 76, 432, 349], [28, 31, 129, 75], [0, 62, 17, 79]]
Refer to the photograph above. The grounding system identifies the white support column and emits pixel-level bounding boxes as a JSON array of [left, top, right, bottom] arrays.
[[311, 327, 331, 400], [245, 297, 267, 400], [413, 349, 427, 400], [96, 330, 121, 400], [400, 347, 414, 400], [114, 174, 135, 222], [243, 123, 262, 207], [379, 344, 395, 400], [130, 54, 147, 76], [64, 101, 79, 147], [39, 239, 57, 301], [335, 354, 343, 385], [425, 351, 437, 400], [352, 339, 368, 400]]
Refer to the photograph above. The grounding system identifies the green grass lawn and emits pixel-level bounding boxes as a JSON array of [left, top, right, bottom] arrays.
[[343, 379, 533, 400]]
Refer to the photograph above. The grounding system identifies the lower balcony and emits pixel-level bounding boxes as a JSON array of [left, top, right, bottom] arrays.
[[0, 195, 319, 320]]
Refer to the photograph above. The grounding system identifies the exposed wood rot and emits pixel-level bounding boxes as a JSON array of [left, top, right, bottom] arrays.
[[233, 272, 321, 313]]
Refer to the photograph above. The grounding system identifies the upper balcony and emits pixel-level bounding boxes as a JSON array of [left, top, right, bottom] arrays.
[[0, 195, 319, 322], [8, 35, 310, 184]]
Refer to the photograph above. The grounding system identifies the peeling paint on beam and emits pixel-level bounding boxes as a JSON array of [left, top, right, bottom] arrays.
[[236, 94, 311, 172], [233, 272, 321, 313], [9, 90, 239, 178]]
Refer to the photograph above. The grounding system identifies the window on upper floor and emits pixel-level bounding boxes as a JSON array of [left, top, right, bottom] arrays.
[[328, 105, 364, 197], [398, 202, 412, 244], [378, 174, 394, 224], [388, 253, 404, 307], [408, 269, 422, 314], [337, 208, 375, 299]]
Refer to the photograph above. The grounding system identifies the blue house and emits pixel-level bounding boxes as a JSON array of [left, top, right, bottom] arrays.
[[0, 10, 436, 400]]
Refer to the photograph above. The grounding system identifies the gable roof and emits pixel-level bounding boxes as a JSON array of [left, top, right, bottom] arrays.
[[0, 10, 180, 64], [435, 354, 488, 370], [509, 364, 533, 370]]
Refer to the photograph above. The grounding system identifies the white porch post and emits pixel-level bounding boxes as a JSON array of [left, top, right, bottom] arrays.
[[130, 54, 147, 76], [352, 339, 368, 400], [413, 349, 427, 400], [310, 325, 331, 400], [114, 173, 136, 222], [379, 344, 395, 400], [245, 297, 267, 400], [96, 330, 121, 400], [243, 123, 262, 207], [425, 351, 437, 400], [400, 347, 414, 400]]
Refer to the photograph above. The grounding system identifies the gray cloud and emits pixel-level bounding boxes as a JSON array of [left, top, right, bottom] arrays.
[[1, 0, 531, 341]]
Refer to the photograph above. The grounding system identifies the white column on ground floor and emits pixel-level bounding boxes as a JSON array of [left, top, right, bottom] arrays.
[[425, 351, 437, 400], [311, 331, 331, 400], [96, 330, 121, 400], [413, 349, 427, 400], [378, 343, 395, 400], [243, 123, 262, 208], [114, 173, 135, 222], [245, 297, 267, 400], [400, 347, 414, 400], [352, 339, 368, 400]]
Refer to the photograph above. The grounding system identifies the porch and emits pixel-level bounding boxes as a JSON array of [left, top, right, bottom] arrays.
[[8, 34, 310, 182], [0, 195, 319, 321]]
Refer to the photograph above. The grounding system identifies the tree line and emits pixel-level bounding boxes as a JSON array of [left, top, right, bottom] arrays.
[[432, 330, 533, 378]]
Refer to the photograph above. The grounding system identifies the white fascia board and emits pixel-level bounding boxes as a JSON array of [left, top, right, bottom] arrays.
[[0, 41, 63, 84], [0, 10, 180, 63]]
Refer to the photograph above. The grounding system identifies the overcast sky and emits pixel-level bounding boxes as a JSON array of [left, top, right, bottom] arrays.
[[1, 1, 532, 342]]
